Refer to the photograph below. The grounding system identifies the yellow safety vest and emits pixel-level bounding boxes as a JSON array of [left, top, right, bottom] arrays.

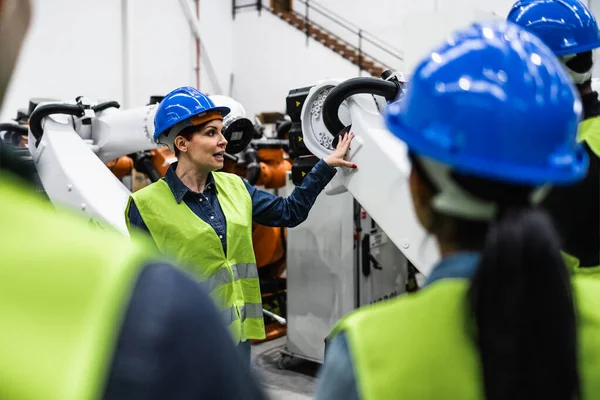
[[563, 251, 600, 278], [331, 278, 600, 399], [126, 172, 265, 343], [562, 117, 600, 273], [578, 115, 600, 157], [0, 174, 155, 400]]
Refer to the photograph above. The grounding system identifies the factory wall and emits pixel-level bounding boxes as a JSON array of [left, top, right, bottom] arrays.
[[1, 0, 235, 120], [589, 0, 600, 77], [230, 9, 359, 119], [196, 0, 235, 97], [1, 0, 596, 122], [230, 0, 519, 117], [2, 0, 123, 120], [295, 0, 590, 50]]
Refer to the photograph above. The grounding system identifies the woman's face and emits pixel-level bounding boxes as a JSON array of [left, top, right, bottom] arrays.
[[175, 119, 228, 172]]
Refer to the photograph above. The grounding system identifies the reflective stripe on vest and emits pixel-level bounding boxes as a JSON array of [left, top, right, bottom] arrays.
[[1, 174, 153, 400], [330, 278, 600, 399], [204, 262, 260, 293], [222, 302, 264, 325], [126, 172, 265, 343]]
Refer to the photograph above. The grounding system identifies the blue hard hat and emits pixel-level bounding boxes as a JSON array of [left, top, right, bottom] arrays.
[[507, 0, 600, 56], [385, 20, 588, 186], [153, 86, 230, 140]]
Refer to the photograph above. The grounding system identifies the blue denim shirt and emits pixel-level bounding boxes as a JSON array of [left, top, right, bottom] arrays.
[[314, 252, 481, 400], [127, 160, 337, 254]]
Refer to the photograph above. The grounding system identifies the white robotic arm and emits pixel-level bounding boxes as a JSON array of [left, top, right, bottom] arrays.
[[27, 98, 160, 234], [26, 94, 255, 236], [298, 75, 440, 276]]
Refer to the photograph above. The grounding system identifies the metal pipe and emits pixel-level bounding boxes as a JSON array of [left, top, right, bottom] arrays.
[[306, 0, 310, 46], [296, 0, 359, 30], [178, 0, 224, 94], [292, 0, 404, 60], [195, 0, 201, 89], [264, 6, 399, 68], [121, 0, 134, 108], [263, 309, 287, 325], [358, 29, 363, 75]]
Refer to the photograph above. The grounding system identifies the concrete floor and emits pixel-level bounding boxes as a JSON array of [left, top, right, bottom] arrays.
[[251, 337, 320, 400]]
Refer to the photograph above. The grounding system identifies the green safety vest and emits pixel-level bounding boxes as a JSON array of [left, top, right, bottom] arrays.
[[126, 172, 265, 343], [563, 251, 600, 278], [331, 278, 600, 400], [578, 115, 600, 158], [0, 174, 155, 400], [563, 116, 600, 273]]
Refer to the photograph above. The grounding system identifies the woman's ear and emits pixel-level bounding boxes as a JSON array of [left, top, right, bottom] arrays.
[[174, 136, 187, 153]]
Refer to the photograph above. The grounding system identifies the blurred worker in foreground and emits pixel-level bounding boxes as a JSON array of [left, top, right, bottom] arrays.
[[315, 20, 600, 399], [508, 0, 600, 273], [125, 86, 354, 363], [0, 1, 266, 399]]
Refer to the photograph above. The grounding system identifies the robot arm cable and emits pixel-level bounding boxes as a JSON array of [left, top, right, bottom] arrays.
[[322, 77, 400, 137], [276, 120, 292, 139], [29, 103, 85, 147], [93, 101, 121, 113]]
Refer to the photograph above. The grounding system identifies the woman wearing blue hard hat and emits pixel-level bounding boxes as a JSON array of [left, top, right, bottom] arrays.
[[508, 0, 600, 273], [315, 20, 600, 399], [125, 86, 354, 363]]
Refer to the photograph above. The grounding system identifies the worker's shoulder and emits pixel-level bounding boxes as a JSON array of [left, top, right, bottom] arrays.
[[129, 178, 169, 201], [213, 171, 248, 188], [213, 170, 245, 182], [0, 174, 153, 263], [579, 116, 600, 158], [572, 276, 600, 383], [334, 281, 478, 377], [336, 280, 470, 333], [574, 276, 600, 312]]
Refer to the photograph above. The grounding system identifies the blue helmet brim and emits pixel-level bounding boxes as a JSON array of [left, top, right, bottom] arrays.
[[385, 112, 589, 186], [554, 39, 600, 56], [154, 105, 232, 139], [211, 106, 231, 118]]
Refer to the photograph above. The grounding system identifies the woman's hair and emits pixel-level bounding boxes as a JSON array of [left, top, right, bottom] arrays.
[[410, 153, 579, 399]]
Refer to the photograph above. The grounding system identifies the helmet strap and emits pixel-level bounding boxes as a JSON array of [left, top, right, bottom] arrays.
[[418, 157, 497, 221], [416, 157, 550, 221], [561, 51, 595, 85], [157, 131, 176, 152]]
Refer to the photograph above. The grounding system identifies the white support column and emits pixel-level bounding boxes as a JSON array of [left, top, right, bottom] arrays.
[[121, 0, 134, 108], [588, 0, 600, 78], [178, 0, 224, 94]]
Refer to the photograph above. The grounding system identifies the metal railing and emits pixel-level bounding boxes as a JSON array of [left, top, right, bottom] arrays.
[[296, 0, 403, 63], [233, 0, 404, 73], [232, 0, 262, 19]]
